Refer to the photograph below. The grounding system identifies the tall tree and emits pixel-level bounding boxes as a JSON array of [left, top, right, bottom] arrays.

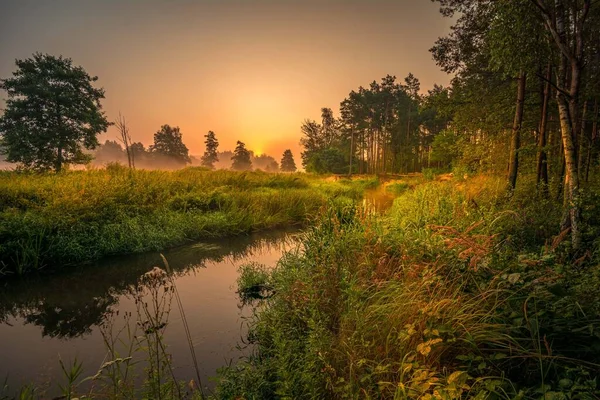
[[149, 125, 191, 166], [530, 0, 595, 248], [0, 53, 110, 172], [201, 130, 219, 169], [280, 149, 297, 172], [231, 141, 252, 171]]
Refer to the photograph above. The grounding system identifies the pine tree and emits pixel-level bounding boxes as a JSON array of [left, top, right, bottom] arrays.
[[201, 131, 219, 169], [231, 141, 252, 171], [280, 149, 297, 172]]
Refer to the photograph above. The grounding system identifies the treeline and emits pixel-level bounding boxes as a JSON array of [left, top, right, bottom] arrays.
[[0, 53, 299, 174], [93, 127, 298, 172], [300, 74, 439, 175], [299, 0, 599, 247]]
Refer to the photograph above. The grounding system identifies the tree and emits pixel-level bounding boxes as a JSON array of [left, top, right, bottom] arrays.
[[149, 125, 190, 166], [0, 53, 110, 172], [115, 113, 134, 169], [231, 141, 252, 171], [201, 130, 219, 169], [280, 149, 297, 172], [305, 147, 347, 174]]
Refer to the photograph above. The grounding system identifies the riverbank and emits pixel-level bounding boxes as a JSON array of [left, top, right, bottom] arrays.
[[225, 174, 600, 399], [0, 166, 377, 277]]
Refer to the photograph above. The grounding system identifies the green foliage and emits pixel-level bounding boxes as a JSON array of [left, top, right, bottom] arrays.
[[280, 149, 297, 172], [305, 147, 347, 174], [218, 175, 600, 399], [0, 169, 363, 276], [149, 125, 191, 166], [201, 131, 219, 169], [0, 53, 110, 172], [231, 141, 252, 171]]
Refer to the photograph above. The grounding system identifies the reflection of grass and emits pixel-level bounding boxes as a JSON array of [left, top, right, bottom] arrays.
[[0, 167, 373, 276]]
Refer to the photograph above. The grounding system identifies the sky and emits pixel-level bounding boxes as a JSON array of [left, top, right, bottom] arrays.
[[0, 0, 453, 160]]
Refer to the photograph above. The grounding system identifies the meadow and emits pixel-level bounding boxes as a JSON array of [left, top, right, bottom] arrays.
[[0, 165, 375, 277], [227, 173, 600, 399]]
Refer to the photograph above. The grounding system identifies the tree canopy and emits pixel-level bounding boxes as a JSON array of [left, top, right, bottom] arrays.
[[201, 130, 219, 169], [149, 125, 191, 166], [280, 149, 297, 172], [231, 141, 252, 171], [0, 53, 110, 172]]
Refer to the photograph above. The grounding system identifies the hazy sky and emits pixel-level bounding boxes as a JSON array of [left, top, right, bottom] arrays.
[[0, 0, 452, 160]]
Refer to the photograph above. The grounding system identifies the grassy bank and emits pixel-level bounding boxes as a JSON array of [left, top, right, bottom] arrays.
[[224, 174, 600, 399], [0, 166, 374, 276]]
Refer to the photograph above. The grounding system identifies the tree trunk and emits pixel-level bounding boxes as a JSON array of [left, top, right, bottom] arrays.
[[508, 70, 527, 190], [536, 64, 552, 191], [349, 127, 354, 176], [586, 98, 598, 182], [56, 145, 63, 173], [577, 100, 588, 177]]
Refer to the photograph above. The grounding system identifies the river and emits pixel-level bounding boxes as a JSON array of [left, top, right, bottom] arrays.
[[0, 229, 300, 397]]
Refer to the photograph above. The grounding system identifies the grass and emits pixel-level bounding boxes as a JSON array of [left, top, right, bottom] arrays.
[[223, 173, 600, 399], [0, 166, 373, 277]]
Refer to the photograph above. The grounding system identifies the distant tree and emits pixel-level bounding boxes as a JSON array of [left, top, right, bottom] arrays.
[[201, 130, 219, 169], [280, 149, 297, 172], [0, 53, 110, 172], [265, 160, 279, 172], [149, 125, 191, 166], [231, 141, 252, 171], [130, 142, 146, 158], [115, 113, 135, 169]]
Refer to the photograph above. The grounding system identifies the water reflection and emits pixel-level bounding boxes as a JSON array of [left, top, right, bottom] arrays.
[[0, 230, 296, 339], [0, 229, 299, 394]]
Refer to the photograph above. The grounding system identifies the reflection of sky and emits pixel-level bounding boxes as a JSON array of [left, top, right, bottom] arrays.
[[0, 230, 300, 396], [0, 0, 453, 161]]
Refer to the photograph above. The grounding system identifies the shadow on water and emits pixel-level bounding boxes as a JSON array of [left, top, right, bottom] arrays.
[[0, 228, 300, 395]]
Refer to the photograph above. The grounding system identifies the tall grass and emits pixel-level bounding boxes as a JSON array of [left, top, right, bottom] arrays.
[[222, 174, 600, 399], [0, 167, 370, 276]]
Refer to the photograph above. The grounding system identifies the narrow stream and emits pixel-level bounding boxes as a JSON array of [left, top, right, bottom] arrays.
[[0, 229, 300, 396], [0, 191, 396, 396]]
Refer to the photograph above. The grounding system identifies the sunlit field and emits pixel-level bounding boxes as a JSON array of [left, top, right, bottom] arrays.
[[0, 166, 375, 276]]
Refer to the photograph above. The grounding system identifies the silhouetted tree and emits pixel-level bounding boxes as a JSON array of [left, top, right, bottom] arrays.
[[0, 53, 110, 172], [201, 130, 219, 169], [115, 113, 135, 169], [149, 125, 191, 166], [280, 149, 297, 172], [231, 141, 252, 171]]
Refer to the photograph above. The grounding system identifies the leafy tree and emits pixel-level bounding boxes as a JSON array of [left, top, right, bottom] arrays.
[[94, 140, 125, 165], [280, 149, 297, 172], [231, 141, 252, 171], [130, 142, 146, 158], [0, 53, 110, 172], [305, 147, 347, 174], [201, 130, 219, 169], [265, 160, 279, 172], [149, 125, 191, 166]]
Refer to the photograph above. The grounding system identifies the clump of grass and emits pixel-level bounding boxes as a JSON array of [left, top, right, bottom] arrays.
[[237, 262, 273, 303], [385, 181, 409, 195]]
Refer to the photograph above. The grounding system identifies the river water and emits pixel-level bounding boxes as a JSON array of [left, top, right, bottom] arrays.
[[0, 189, 396, 396], [0, 229, 300, 396]]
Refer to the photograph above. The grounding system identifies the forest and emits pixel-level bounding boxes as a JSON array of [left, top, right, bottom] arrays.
[[0, 0, 600, 399]]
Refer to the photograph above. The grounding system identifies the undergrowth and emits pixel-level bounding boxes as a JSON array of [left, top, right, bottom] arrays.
[[223, 174, 600, 399]]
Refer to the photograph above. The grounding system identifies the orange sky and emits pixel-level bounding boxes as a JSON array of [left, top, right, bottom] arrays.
[[0, 0, 453, 160]]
